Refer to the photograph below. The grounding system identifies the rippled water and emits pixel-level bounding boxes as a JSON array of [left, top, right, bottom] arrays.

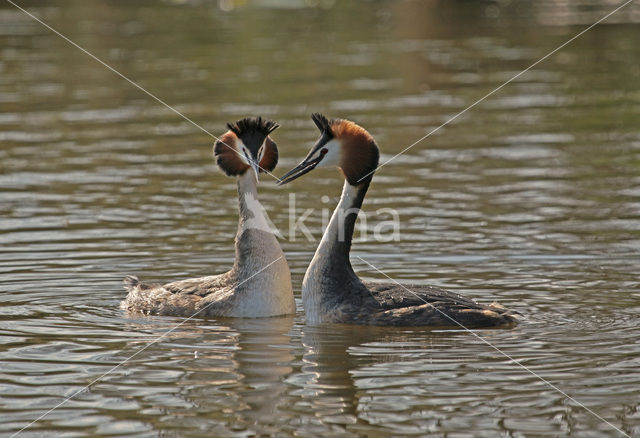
[[2, 0, 640, 436]]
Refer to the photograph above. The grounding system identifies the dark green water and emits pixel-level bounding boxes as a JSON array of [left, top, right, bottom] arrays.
[[1, 1, 640, 436]]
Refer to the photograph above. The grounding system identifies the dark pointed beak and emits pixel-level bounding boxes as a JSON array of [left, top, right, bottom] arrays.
[[277, 149, 327, 186], [241, 148, 261, 182], [249, 157, 260, 182]]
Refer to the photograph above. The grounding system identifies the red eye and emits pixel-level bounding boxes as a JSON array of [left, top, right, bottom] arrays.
[[321, 148, 328, 155]]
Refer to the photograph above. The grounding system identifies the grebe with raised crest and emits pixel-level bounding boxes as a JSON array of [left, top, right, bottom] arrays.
[[121, 117, 294, 318], [278, 113, 519, 327]]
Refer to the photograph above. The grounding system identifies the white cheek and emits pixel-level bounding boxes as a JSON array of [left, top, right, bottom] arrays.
[[317, 139, 341, 168], [236, 139, 249, 165]]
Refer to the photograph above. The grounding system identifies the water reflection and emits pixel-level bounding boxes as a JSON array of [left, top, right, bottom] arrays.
[[299, 325, 373, 430], [229, 318, 295, 430], [1, 0, 640, 436], [85, 316, 296, 435]]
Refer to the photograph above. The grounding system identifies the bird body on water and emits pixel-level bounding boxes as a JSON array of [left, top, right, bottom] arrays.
[[278, 113, 519, 327], [121, 117, 294, 318]]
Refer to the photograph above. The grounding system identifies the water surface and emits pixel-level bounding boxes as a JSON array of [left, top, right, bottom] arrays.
[[1, 1, 640, 436]]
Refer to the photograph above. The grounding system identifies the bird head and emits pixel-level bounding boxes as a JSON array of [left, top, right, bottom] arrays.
[[278, 113, 379, 186], [214, 116, 279, 181]]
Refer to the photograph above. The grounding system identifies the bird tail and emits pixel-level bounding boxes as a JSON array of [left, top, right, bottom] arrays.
[[123, 275, 140, 292], [489, 301, 523, 320]]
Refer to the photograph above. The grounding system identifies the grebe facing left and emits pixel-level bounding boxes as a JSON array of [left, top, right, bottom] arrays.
[[121, 117, 294, 318], [278, 113, 519, 327]]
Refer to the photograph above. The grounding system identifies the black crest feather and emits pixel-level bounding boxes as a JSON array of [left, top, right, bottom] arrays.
[[227, 116, 279, 138], [311, 112, 333, 136]]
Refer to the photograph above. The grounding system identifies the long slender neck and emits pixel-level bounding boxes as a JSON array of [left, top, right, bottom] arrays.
[[233, 171, 276, 270], [237, 170, 260, 229], [224, 171, 294, 316], [312, 177, 371, 278]]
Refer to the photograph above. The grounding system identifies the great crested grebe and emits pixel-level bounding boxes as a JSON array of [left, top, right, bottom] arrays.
[[121, 117, 295, 317], [278, 113, 519, 327]]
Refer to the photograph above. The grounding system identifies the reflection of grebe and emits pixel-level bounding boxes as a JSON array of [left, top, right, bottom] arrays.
[[279, 113, 519, 327], [121, 117, 294, 317]]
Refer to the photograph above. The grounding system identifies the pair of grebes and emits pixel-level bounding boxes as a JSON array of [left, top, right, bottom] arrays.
[[122, 114, 519, 327]]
